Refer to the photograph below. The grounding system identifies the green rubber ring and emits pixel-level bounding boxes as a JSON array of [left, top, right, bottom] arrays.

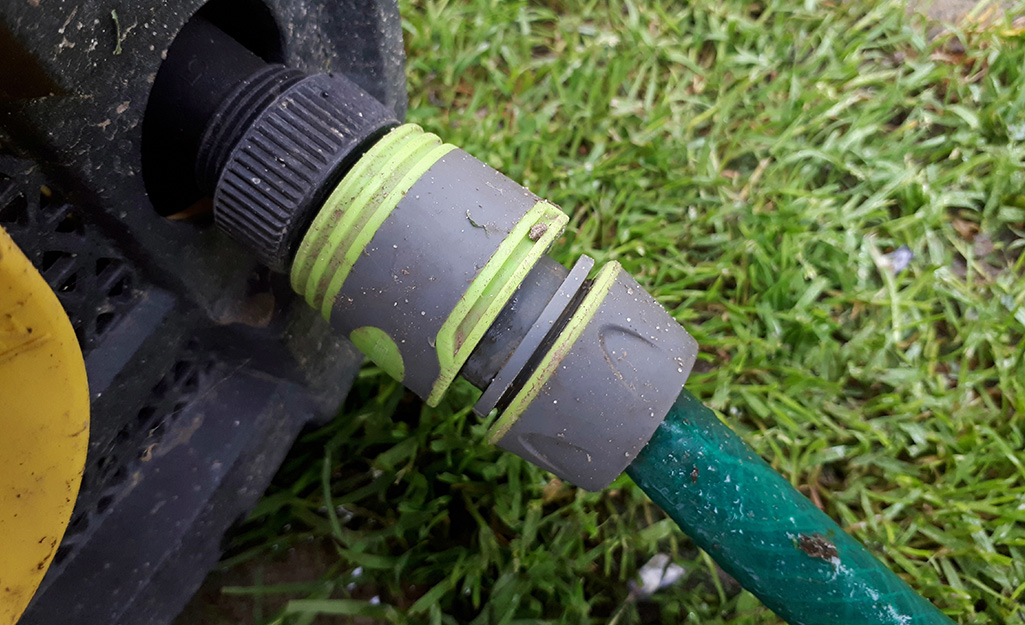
[[291, 124, 418, 300], [291, 124, 456, 317]]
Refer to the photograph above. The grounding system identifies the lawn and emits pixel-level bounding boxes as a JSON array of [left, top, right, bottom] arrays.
[[185, 0, 1025, 623]]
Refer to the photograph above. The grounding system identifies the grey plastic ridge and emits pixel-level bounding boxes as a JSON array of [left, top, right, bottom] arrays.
[[494, 267, 699, 491], [473, 254, 595, 417]]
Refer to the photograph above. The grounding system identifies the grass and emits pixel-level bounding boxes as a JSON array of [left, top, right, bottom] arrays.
[[193, 1, 1025, 623]]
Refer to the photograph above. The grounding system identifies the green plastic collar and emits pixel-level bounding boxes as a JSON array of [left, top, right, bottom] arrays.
[[291, 124, 456, 318]]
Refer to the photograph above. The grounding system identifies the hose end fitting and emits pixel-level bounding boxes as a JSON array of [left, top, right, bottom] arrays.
[[487, 262, 698, 490], [291, 123, 699, 490], [151, 20, 700, 490]]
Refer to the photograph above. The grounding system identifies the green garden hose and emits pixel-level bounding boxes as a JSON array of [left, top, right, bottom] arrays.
[[627, 389, 955, 625]]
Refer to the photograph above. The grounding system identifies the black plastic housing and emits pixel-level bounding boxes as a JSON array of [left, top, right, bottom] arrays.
[[0, 1, 407, 623]]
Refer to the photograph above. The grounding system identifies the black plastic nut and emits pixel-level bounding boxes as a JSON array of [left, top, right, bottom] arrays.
[[214, 73, 398, 271]]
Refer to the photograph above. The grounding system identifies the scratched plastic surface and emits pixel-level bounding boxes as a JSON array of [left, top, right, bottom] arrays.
[[626, 389, 955, 625]]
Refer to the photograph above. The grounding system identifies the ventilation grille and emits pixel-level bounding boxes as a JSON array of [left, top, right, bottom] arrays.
[[0, 154, 216, 570], [0, 157, 139, 350], [54, 347, 217, 567]]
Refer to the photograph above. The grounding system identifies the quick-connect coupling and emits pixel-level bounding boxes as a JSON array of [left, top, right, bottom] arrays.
[[290, 124, 699, 490], [291, 124, 569, 404], [151, 18, 699, 489], [483, 262, 698, 490]]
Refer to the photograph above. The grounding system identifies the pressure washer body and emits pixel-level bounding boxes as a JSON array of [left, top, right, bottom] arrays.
[[0, 2, 696, 623]]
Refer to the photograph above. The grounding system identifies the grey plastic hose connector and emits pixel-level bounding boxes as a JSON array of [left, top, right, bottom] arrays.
[[487, 263, 698, 490], [288, 123, 699, 490]]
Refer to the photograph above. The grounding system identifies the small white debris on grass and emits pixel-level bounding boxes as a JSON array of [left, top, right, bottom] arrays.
[[631, 553, 686, 599]]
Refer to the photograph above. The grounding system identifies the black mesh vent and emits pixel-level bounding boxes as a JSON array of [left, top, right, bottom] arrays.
[[53, 347, 217, 567], [0, 154, 216, 569], [0, 157, 139, 351]]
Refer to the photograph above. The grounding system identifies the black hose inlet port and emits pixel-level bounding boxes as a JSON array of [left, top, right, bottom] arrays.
[[142, 0, 399, 272], [141, 0, 285, 219]]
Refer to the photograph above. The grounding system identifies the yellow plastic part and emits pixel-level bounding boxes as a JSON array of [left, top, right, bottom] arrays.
[[0, 227, 89, 625]]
